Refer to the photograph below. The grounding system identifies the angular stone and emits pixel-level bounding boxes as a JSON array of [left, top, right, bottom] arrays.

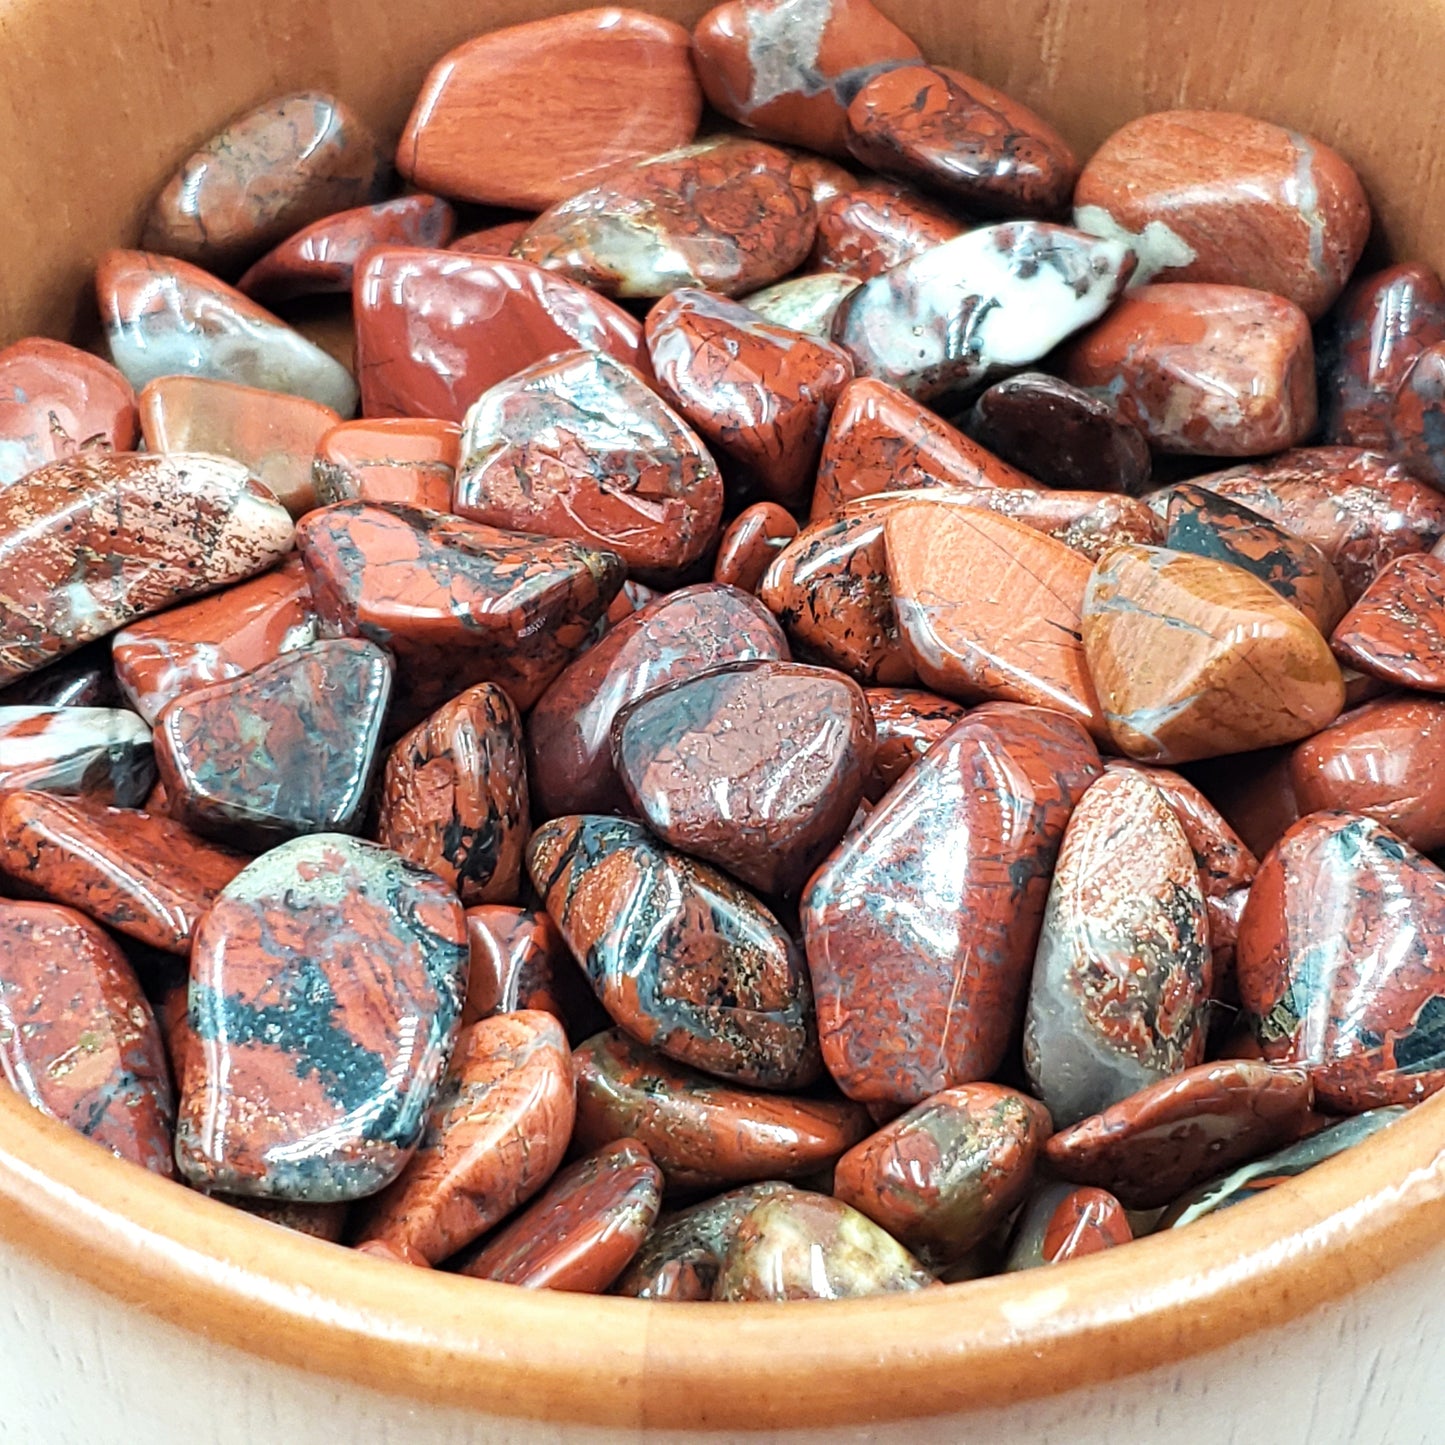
[[1081, 544, 1345, 763], [1074, 110, 1370, 319], [713, 502, 800, 593], [154, 639, 391, 849], [0, 706, 152, 805], [449, 220, 533, 257], [454, 349, 724, 585], [312, 417, 460, 512], [1005, 1182, 1132, 1269], [811, 180, 964, 279], [802, 704, 1101, 1103], [97, 250, 358, 414], [528, 816, 819, 1088], [1331, 551, 1445, 689], [0, 452, 294, 686], [0, 641, 123, 710], [176, 835, 468, 1199], [862, 687, 966, 800], [742, 272, 861, 338], [374, 682, 527, 907], [462, 905, 604, 1036]]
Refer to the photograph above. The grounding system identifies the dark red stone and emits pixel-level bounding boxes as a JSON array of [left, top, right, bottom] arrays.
[[1008, 1184, 1133, 1267], [811, 181, 964, 279], [862, 687, 967, 800], [713, 502, 800, 594], [1331, 551, 1445, 690]]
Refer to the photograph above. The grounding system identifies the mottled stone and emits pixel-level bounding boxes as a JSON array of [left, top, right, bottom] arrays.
[[862, 687, 966, 800], [1331, 552, 1445, 690], [1386, 340, 1445, 491], [811, 181, 964, 279], [741, 272, 862, 338], [312, 418, 460, 512], [1005, 1182, 1132, 1269], [713, 503, 800, 593], [463, 905, 604, 1038], [0, 707, 153, 805]]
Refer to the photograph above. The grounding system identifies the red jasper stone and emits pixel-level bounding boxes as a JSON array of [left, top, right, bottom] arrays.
[[312, 418, 461, 512], [374, 682, 528, 907], [741, 272, 861, 338], [0, 706, 153, 806], [1013, 1184, 1133, 1267], [453, 349, 723, 585], [1237, 810, 1445, 1112], [713, 502, 799, 593], [297, 501, 624, 725], [462, 905, 604, 1038], [352, 249, 646, 423], [449, 220, 533, 257], [0, 338, 137, 488], [357, 1012, 573, 1264], [458, 1138, 662, 1292], [645, 289, 853, 510], [354, 1239, 429, 1267], [526, 583, 788, 818], [398, 11, 701, 210], [811, 181, 964, 279], [786, 151, 856, 205], [572, 1030, 869, 1189], [1331, 551, 1445, 689], [605, 580, 662, 629], [0, 791, 248, 954], [1386, 340, 1445, 490], [0, 900, 173, 1174], [802, 704, 1101, 1104], [514, 137, 816, 299], [862, 687, 966, 801]]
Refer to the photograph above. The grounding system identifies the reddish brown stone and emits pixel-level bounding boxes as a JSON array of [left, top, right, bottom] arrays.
[[786, 151, 856, 204], [1008, 1183, 1133, 1268], [0, 706, 153, 806], [312, 418, 460, 512], [1386, 341, 1445, 491], [811, 181, 964, 279], [462, 905, 604, 1039], [1331, 551, 1445, 690], [862, 687, 966, 800], [604, 580, 663, 629], [449, 220, 533, 257], [713, 502, 799, 594], [742, 272, 861, 338]]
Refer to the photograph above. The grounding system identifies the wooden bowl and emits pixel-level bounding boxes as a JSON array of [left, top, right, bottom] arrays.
[[3, 1, 1445, 1440]]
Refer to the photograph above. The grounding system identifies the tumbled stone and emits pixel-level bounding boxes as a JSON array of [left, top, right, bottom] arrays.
[[572, 1030, 869, 1188], [312, 418, 460, 512], [713, 503, 800, 593], [0, 641, 123, 711], [833, 223, 1132, 401], [0, 706, 153, 805], [1331, 552, 1445, 689], [529, 817, 819, 1088], [1081, 544, 1345, 763], [450, 220, 534, 257], [1074, 110, 1370, 319], [1238, 811, 1445, 1112], [1386, 341, 1445, 490], [802, 704, 1101, 1104], [454, 349, 723, 584], [741, 271, 862, 337], [605, 580, 663, 629], [97, 250, 358, 414], [374, 682, 527, 907], [514, 138, 816, 299], [463, 905, 604, 1037], [398, 11, 701, 209], [0, 452, 293, 686], [862, 687, 966, 800], [176, 834, 467, 1200], [1005, 1182, 1132, 1269], [154, 639, 391, 849], [527, 583, 787, 818], [786, 150, 856, 204], [811, 181, 964, 278]]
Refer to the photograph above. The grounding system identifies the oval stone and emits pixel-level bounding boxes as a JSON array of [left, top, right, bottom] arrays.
[[811, 181, 964, 279], [713, 502, 800, 594], [1005, 1182, 1132, 1269]]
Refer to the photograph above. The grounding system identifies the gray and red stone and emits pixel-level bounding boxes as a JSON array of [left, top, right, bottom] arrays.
[[312, 418, 461, 512], [528, 816, 819, 1089], [175, 834, 468, 1200], [811, 181, 964, 279], [1384, 341, 1445, 491], [0, 706, 153, 805], [713, 503, 800, 594], [1005, 1182, 1132, 1269], [862, 687, 967, 800], [742, 271, 861, 338], [1331, 552, 1445, 690]]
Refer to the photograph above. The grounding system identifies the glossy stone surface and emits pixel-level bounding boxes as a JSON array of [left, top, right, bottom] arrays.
[[832, 223, 1132, 401], [0, 641, 123, 710], [1044, 1059, 1314, 1209], [97, 250, 358, 414], [863, 687, 966, 800], [1005, 1182, 1132, 1269], [458, 1138, 662, 1292], [1386, 340, 1445, 490], [297, 502, 623, 725], [398, 10, 701, 209], [1081, 544, 1345, 764], [1063, 283, 1316, 455], [463, 905, 604, 1037], [0, 706, 153, 805], [787, 150, 856, 204], [0, 451, 294, 686], [352, 249, 646, 423], [811, 181, 964, 279], [0, 792, 247, 954], [0, 338, 137, 488], [154, 639, 391, 849], [374, 682, 527, 907], [713, 502, 800, 593], [528, 817, 819, 1089], [176, 835, 467, 1199], [802, 704, 1101, 1104], [312, 418, 461, 512], [514, 138, 816, 299], [358, 1012, 573, 1263], [526, 583, 787, 818], [646, 289, 853, 510], [454, 349, 723, 584], [1331, 552, 1445, 689], [1238, 811, 1445, 1112], [572, 1030, 869, 1188], [1074, 110, 1370, 319], [742, 271, 861, 338]]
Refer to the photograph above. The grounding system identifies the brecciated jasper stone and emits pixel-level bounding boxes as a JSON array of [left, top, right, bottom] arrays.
[[526, 583, 787, 818], [313, 418, 461, 512], [1081, 544, 1345, 764], [154, 639, 391, 849], [0, 338, 137, 488], [1237, 811, 1445, 1112], [454, 349, 723, 586], [458, 1138, 662, 1292], [397, 10, 701, 209], [846, 64, 1078, 217], [885, 502, 1107, 740], [713, 502, 800, 594], [832, 223, 1132, 402], [1044, 1059, 1314, 1210], [374, 682, 528, 907], [833, 1084, 1052, 1267], [645, 289, 853, 510], [811, 181, 964, 280], [0, 791, 248, 954], [611, 660, 874, 897], [352, 250, 645, 423], [863, 687, 966, 800], [0, 452, 293, 687], [463, 905, 602, 1035], [574, 1031, 867, 1189], [297, 502, 624, 723], [1073, 110, 1370, 319], [141, 91, 382, 275], [514, 138, 816, 299], [742, 271, 861, 337], [802, 704, 1101, 1104], [176, 835, 468, 1200], [0, 706, 153, 805], [528, 816, 819, 1089], [358, 1012, 573, 1264], [1331, 552, 1445, 690], [1005, 1182, 1132, 1269], [1063, 283, 1316, 456], [96, 251, 358, 415]]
